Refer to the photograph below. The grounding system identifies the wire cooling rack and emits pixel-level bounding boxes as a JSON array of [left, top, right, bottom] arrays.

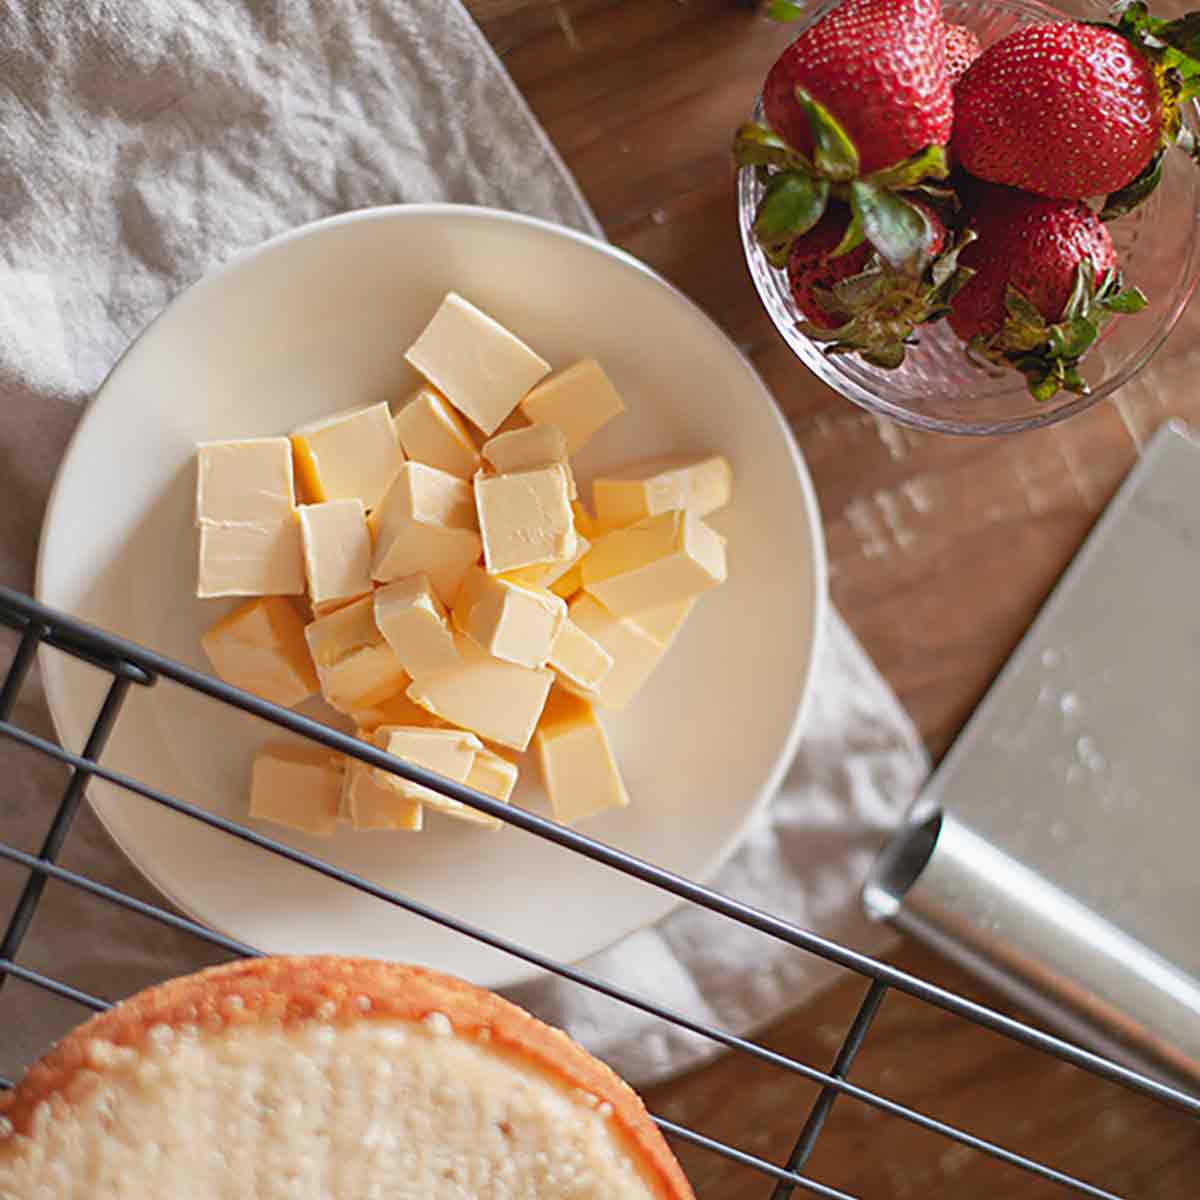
[[1, 584, 1197, 1198]]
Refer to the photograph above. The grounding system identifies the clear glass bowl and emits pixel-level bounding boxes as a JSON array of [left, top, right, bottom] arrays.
[[738, 0, 1200, 435]]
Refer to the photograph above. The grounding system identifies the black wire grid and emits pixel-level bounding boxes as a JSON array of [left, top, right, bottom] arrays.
[[0, 584, 1197, 1198]]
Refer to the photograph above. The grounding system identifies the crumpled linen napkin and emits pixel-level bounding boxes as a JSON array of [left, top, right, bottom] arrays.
[[0, 0, 927, 1087]]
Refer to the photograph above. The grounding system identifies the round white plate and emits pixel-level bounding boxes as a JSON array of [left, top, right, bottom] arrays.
[[38, 205, 826, 990]]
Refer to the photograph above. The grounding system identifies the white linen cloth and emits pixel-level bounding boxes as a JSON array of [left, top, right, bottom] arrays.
[[0, 0, 927, 1087]]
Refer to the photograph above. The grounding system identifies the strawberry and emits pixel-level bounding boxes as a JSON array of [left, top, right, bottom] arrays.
[[734, 0, 953, 275], [948, 186, 1147, 399], [785, 200, 972, 368], [952, 5, 1200, 213], [943, 23, 981, 87]]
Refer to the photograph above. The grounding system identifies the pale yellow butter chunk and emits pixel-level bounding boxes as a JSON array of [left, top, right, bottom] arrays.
[[592, 453, 732, 530], [298, 499, 372, 615], [369, 462, 482, 604], [196, 437, 296, 525], [250, 742, 343, 836], [304, 594, 409, 712], [407, 634, 553, 751], [197, 519, 305, 598], [567, 594, 666, 710], [481, 423, 576, 498], [201, 596, 319, 708], [343, 755, 423, 831], [519, 358, 625, 455], [466, 747, 519, 805], [348, 690, 445, 733], [548, 617, 614, 694], [535, 688, 630, 825], [453, 567, 566, 669], [374, 574, 461, 677], [581, 510, 725, 618], [290, 402, 404, 510], [475, 464, 575, 575], [371, 726, 497, 827], [404, 293, 551, 436], [393, 385, 481, 480], [629, 597, 697, 649]]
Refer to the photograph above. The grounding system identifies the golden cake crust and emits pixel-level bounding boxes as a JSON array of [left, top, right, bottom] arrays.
[[0, 955, 694, 1200]]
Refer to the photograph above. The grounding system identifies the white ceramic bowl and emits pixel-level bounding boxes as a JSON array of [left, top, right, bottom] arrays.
[[38, 205, 826, 989]]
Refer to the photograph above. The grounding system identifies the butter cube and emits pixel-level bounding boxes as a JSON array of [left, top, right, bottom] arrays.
[[407, 634, 553, 751], [374, 574, 461, 677], [520, 359, 625, 455], [298, 499, 372, 615], [197, 520, 305, 598], [453, 567, 566, 669], [343, 755, 423, 832], [348, 690, 446, 733], [201, 596, 320, 708], [250, 742, 343, 836], [372, 726, 496, 827], [535, 689, 630, 825], [466, 748, 519, 805], [592, 454, 732, 530], [581, 510, 725, 618], [572, 500, 599, 541], [291, 402, 404, 510], [475, 464, 575, 575], [196, 438, 296, 525], [369, 462, 483, 603], [304, 594, 409, 712], [405, 293, 551, 436], [393, 386, 481, 480], [481, 423, 576, 498], [567, 594, 666, 710], [548, 617, 614, 694], [630, 597, 697, 649]]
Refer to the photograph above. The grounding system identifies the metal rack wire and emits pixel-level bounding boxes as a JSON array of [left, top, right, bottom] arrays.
[[1, 583, 1197, 1198]]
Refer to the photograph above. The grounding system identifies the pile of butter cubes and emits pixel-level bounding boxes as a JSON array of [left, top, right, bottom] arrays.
[[196, 292, 732, 836]]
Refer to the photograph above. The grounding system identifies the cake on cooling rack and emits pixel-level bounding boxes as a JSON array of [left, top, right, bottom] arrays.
[[0, 956, 694, 1199]]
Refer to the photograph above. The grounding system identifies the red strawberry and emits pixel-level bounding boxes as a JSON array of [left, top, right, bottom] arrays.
[[943, 23, 981, 87], [762, 0, 952, 176], [786, 201, 966, 368], [948, 185, 1146, 398]]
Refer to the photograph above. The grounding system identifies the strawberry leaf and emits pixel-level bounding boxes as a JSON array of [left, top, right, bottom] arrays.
[[734, 122, 813, 172], [752, 173, 830, 266], [1156, 11, 1200, 57], [1100, 150, 1164, 220], [830, 205, 866, 258], [1102, 285, 1149, 313], [767, 0, 808, 21], [864, 145, 951, 191], [794, 87, 859, 181], [849, 182, 930, 272]]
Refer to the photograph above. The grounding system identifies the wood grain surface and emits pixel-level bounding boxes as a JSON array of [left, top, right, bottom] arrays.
[[466, 1, 1200, 1195]]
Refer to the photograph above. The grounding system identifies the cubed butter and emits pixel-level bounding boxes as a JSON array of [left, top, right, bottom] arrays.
[[407, 634, 553, 751], [298, 499, 372, 615], [519, 359, 625, 455], [453, 567, 566, 669], [475, 464, 575, 575], [369, 462, 482, 604], [481, 423, 576, 498], [201, 596, 319, 708], [196, 438, 296, 525], [393, 386, 481, 480], [197, 520, 305, 598], [405, 293, 551, 436], [466, 748, 519, 805], [343, 755, 423, 832], [348, 690, 445, 733], [372, 726, 496, 827], [592, 453, 732, 530], [291, 402, 404, 510], [572, 500, 598, 541], [535, 689, 630, 825], [581, 510, 725, 617], [504, 531, 591, 592], [374, 574, 461, 677], [567, 594, 666, 710], [250, 742, 342, 836], [548, 617, 614, 694], [304, 594, 409, 712], [629, 597, 697, 649]]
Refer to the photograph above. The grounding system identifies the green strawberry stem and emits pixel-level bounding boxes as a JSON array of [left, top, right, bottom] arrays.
[[965, 262, 1148, 400]]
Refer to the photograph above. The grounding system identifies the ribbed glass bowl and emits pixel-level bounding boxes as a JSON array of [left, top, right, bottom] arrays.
[[738, 0, 1200, 435]]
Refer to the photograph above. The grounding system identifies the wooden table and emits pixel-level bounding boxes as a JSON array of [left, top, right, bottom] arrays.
[[468, 2, 1200, 1195]]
